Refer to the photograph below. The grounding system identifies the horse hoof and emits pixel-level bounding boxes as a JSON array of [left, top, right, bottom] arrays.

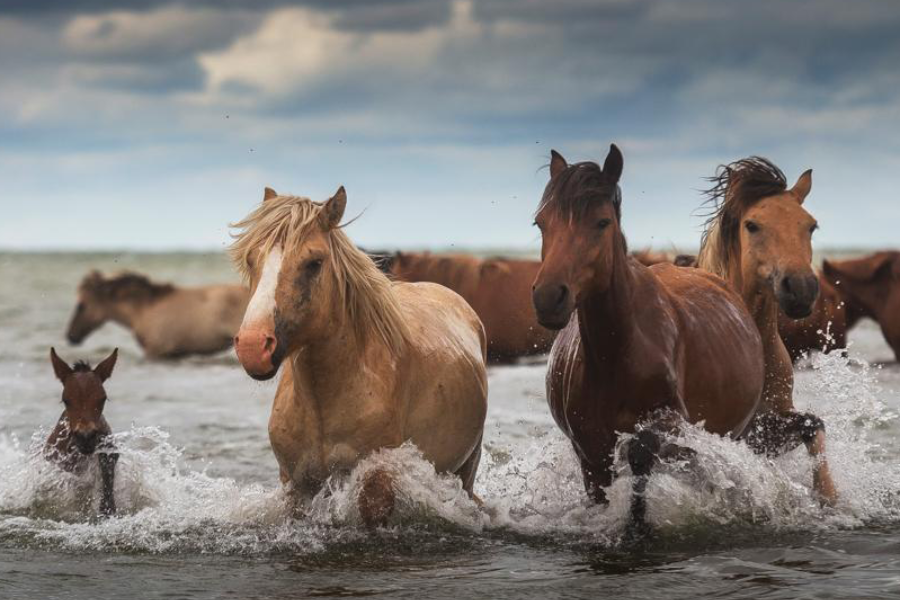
[[359, 469, 395, 528]]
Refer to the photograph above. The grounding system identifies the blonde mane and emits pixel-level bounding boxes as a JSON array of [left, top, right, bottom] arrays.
[[697, 156, 789, 281], [229, 195, 409, 357], [696, 220, 729, 279]]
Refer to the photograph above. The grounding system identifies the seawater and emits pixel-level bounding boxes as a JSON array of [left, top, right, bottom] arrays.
[[1, 251, 900, 600]]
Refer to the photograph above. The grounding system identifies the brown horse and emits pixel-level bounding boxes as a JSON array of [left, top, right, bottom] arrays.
[[67, 271, 249, 359], [532, 145, 764, 534], [778, 272, 864, 361], [822, 251, 900, 361], [230, 187, 488, 527], [382, 252, 554, 361], [44, 348, 119, 517], [697, 157, 837, 504]]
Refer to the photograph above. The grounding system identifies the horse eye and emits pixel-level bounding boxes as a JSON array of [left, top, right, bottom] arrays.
[[597, 218, 611, 230], [744, 221, 760, 234], [306, 259, 324, 273]]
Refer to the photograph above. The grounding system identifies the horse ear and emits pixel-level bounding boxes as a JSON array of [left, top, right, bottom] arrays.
[[549, 150, 568, 180], [93, 348, 118, 382], [50, 348, 73, 382], [263, 187, 278, 202], [322, 186, 347, 229], [790, 169, 812, 204], [603, 144, 623, 184]]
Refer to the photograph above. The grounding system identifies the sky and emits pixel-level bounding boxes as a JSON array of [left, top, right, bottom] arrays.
[[1, 0, 899, 252]]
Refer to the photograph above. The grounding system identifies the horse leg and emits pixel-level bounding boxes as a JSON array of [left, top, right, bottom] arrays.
[[624, 428, 661, 540], [358, 468, 396, 529], [744, 410, 837, 506], [98, 451, 118, 517], [454, 435, 483, 505], [579, 457, 612, 505], [623, 411, 694, 539]]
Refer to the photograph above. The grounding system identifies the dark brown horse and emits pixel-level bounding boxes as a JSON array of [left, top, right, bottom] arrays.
[[778, 272, 864, 361], [822, 252, 900, 361], [532, 145, 764, 534], [382, 252, 554, 361], [697, 157, 837, 504], [44, 348, 119, 516]]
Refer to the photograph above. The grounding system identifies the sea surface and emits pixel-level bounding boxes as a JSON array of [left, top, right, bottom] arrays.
[[1, 251, 899, 600]]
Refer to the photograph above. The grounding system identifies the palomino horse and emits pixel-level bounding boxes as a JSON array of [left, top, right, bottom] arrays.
[[229, 187, 488, 526], [532, 145, 764, 533], [778, 272, 863, 361], [381, 252, 555, 361], [823, 252, 900, 362], [697, 157, 838, 504], [44, 348, 119, 516], [67, 272, 249, 359]]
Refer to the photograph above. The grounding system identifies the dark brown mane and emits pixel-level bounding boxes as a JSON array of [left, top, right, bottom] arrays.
[[537, 161, 622, 222], [537, 160, 626, 252], [85, 272, 176, 303], [72, 360, 92, 373], [699, 157, 787, 266]]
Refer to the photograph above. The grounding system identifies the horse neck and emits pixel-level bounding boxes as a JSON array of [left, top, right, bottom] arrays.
[[287, 306, 392, 411], [577, 235, 637, 371], [727, 250, 783, 353]]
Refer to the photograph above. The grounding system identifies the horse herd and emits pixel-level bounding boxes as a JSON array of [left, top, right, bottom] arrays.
[[46, 144, 900, 535]]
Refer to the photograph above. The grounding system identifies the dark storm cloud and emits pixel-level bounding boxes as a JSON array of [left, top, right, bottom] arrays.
[[0, 0, 454, 30]]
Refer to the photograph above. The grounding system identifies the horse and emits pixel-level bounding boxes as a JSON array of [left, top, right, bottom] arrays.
[[67, 271, 249, 359], [696, 157, 838, 504], [532, 145, 765, 535], [822, 251, 900, 362], [382, 252, 555, 362], [44, 348, 119, 517], [778, 271, 863, 361], [229, 187, 488, 527]]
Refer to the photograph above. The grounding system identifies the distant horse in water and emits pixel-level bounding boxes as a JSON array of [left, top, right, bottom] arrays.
[[230, 187, 487, 527], [67, 271, 249, 359], [380, 252, 555, 361], [778, 272, 863, 362], [823, 252, 900, 362], [697, 156, 837, 504], [532, 145, 764, 534], [44, 348, 119, 516]]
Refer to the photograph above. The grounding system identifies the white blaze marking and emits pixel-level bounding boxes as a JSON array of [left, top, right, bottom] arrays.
[[241, 246, 282, 329]]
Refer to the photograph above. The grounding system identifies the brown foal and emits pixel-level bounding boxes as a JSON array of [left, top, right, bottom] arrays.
[[44, 348, 119, 517]]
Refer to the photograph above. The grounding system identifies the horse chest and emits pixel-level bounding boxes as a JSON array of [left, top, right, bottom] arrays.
[[269, 387, 398, 491]]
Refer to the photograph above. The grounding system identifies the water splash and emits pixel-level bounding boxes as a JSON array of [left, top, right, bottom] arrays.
[[2, 351, 900, 555]]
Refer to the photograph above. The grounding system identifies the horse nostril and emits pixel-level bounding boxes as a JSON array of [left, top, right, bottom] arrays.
[[263, 336, 276, 354], [556, 285, 569, 307]]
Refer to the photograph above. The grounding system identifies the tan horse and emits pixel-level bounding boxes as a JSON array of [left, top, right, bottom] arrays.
[[697, 157, 837, 504], [383, 252, 555, 361], [229, 187, 488, 526], [67, 272, 249, 359], [532, 146, 764, 535], [822, 252, 900, 362]]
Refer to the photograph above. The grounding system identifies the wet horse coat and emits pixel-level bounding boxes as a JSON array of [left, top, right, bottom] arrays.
[[532, 146, 764, 530], [230, 188, 488, 526]]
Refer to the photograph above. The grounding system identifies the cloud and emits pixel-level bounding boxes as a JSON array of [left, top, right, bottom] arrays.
[[62, 6, 257, 61]]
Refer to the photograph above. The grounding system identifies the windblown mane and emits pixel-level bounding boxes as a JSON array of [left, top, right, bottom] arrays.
[[536, 160, 626, 251], [697, 157, 787, 278], [229, 195, 409, 356], [83, 272, 175, 302]]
